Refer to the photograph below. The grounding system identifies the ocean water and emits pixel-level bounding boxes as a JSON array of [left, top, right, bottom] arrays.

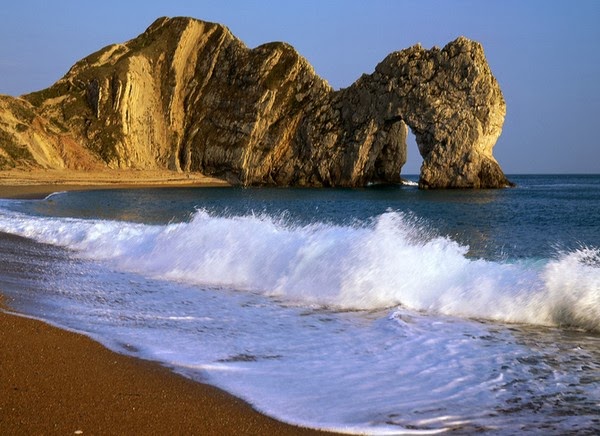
[[0, 174, 599, 434]]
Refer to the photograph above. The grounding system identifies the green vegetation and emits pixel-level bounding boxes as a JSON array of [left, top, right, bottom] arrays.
[[0, 129, 34, 168], [0, 155, 11, 169], [87, 124, 122, 163], [24, 86, 62, 108], [61, 96, 92, 121], [6, 99, 36, 123], [0, 129, 15, 146], [50, 118, 70, 133]]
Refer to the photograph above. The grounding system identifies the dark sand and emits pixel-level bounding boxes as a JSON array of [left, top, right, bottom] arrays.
[[0, 174, 335, 435]]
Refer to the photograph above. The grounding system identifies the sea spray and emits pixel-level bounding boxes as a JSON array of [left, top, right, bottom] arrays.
[[0, 208, 598, 332], [541, 247, 600, 331], [0, 179, 598, 434]]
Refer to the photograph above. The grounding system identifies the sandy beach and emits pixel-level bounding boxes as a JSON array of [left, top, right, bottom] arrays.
[[0, 169, 229, 199], [0, 307, 327, 435], [0, 171, 331, 435]]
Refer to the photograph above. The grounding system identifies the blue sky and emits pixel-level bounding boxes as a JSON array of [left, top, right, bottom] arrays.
[[1, 0, 598, 174]]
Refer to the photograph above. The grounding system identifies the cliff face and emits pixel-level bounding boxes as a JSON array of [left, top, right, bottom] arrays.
[[0, 95, 101, 170], [0, 16, 511, 188]]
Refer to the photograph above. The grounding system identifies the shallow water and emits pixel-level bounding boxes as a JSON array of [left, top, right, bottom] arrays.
[[0, 175, 599, 434]]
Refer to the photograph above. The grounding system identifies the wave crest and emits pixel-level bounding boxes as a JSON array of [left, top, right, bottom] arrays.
[[541, 247, 600, 331], [0, 208, 598, 331]]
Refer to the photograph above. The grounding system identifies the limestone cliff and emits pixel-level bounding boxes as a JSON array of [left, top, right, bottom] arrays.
[[0, 16, 511, 188], [371, 38, 511, 188], [0, 95, 100, 170]]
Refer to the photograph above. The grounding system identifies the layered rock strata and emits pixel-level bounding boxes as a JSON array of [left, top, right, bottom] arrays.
[[0, 16, 511, 188]]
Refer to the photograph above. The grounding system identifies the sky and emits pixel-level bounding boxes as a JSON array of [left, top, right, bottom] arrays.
[[1, 0, 599, 174]]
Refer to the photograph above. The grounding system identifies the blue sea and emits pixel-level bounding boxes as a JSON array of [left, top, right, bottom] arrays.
[[0, 174, 599, 434]]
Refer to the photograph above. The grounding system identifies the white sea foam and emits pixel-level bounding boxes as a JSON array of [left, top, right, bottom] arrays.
[[1, 204, 598, 433], [401, 179, 419, 187], [0, 208, 598, 331], [43, 191, 67, 200]]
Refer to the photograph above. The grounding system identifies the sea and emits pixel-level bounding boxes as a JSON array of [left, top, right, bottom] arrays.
[[0, 174, 598, 435]]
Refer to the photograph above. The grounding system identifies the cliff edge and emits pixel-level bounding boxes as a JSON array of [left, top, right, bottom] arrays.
[[0, 16, 511, 188]]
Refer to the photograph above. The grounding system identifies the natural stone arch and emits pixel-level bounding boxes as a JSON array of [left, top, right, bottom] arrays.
[[292, 35, 511, 188], [2, 17, 511, 189], [404, 130, 424, 177], [344, 36, 512, 189]]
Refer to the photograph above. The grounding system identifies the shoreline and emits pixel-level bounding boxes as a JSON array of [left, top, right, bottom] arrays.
[[0, 169, 230, 199], [0, 303, 327, 435], [0, 172, 335, 435]]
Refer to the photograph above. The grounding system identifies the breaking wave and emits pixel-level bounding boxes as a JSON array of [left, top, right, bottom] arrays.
[[0, 208, 598, 331]]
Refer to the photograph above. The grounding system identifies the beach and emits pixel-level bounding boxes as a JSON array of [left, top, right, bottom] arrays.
[[0, 307, 328, 435], [1, 173, 598, 434], [0, 169, 229, 199], [0, 171, 327, 435]]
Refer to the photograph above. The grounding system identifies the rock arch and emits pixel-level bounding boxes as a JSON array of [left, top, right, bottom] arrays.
[[2, 17, 511, 189], [333, 36, 512, 188]]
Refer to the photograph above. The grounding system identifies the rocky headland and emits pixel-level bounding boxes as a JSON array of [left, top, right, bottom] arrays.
[[0, 16, 512, 188]]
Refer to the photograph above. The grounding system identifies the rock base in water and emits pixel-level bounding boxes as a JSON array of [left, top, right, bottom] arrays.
[[0, 17, 511, 188]]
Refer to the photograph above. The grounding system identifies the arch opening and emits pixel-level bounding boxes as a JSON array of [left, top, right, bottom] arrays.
[[400, 129, 422, 181]]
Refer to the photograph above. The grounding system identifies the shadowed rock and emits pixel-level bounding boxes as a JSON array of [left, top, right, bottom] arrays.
[[0, 16, 511, 188]]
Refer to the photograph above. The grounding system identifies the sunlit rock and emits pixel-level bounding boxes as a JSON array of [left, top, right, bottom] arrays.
[[0, 17, 511, 188]]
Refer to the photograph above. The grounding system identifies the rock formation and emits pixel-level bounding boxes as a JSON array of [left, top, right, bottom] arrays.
[[0, 16, 512, 188]]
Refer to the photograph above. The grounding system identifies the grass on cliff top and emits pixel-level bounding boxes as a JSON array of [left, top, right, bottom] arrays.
[[25, 85, 65, 108]]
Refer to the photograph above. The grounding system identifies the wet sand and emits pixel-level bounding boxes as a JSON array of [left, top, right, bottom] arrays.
[[0, 171, 333, 435], [0, 307, 326, 435]]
